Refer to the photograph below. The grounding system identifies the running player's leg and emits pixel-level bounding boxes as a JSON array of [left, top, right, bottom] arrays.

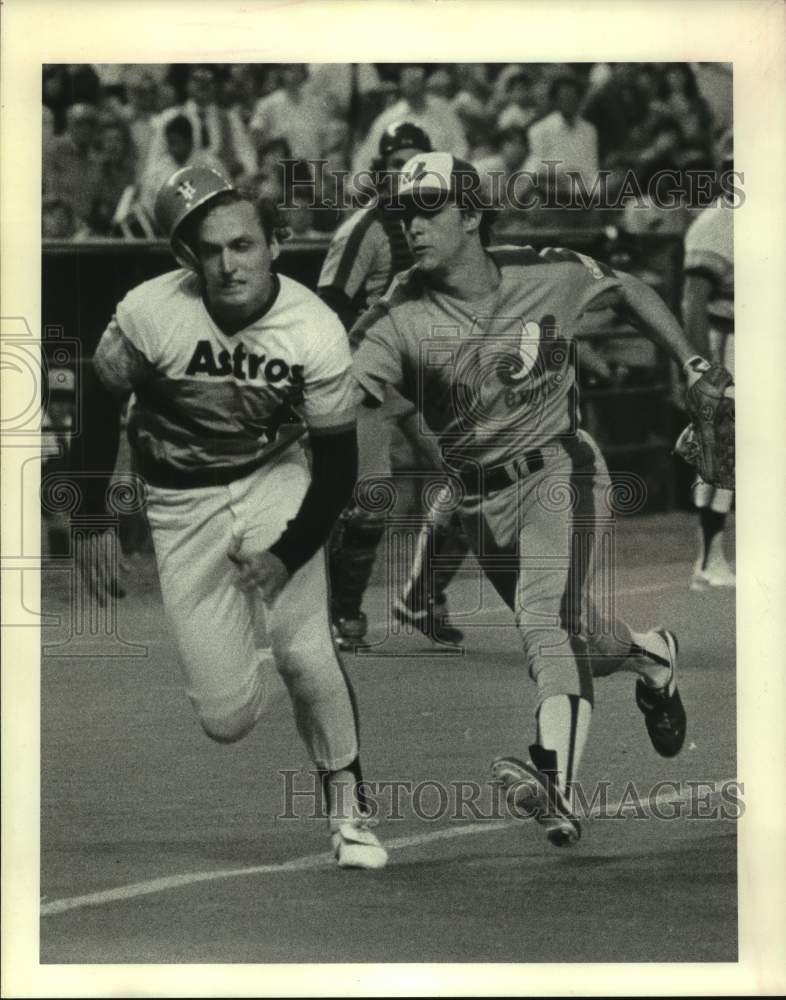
[[237, 456, 378, 832], [690, 328, 735, 589], [329, 402, 391, 648], [691, 479, 735, 589], [145, 483, 274, 743], [394, 407, 469, 642], [563, 434, 687, 759], [467, 454, 592, 846]]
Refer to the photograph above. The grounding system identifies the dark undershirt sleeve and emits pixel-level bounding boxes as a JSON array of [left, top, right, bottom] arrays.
[[268, 425, 358, 576]]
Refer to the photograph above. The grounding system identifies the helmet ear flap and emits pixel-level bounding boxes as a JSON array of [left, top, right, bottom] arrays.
[[171, 234, 201, 272], [154, 165, 235, 266]]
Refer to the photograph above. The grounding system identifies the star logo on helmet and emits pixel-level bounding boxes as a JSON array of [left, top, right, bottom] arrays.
[[410, 160, 429, 181], [176, 180, 197, 204]]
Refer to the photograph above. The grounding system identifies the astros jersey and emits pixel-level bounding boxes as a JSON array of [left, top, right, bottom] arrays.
[[93, 269, 355, 487], [350, 245, 622, 470], [683, 197, 734, 329], [317, 205, 413, 311]]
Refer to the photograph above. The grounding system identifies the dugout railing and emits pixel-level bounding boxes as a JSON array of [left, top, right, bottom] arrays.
[[42, 230, 691, 515]]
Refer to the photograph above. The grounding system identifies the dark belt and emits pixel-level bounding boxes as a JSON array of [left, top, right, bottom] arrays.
[[452, 447, 545, 497], [137, 453, 270, 490]]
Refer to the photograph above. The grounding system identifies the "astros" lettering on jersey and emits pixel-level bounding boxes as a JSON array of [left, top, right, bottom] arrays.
[[185, 339, 305, 384]]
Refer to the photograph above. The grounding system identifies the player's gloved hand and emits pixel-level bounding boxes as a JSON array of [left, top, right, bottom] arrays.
[[228, 540, 290, 603], [73, 529, 127, 608], [674, 356, 735, 490]]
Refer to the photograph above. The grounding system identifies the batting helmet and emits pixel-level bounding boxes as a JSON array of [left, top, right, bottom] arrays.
[[378, 121, 433, 159], [154, 165, 234, 269]]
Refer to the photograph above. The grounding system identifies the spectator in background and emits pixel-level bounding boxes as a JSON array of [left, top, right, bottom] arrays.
[[317, 118, 354, 225], [307, 63, 383, 140], [582, 63, 651, 166], [475, 124, 529, 181], [42, 66, 72, 135], [43, 106, 55, 148], [250, 64, 324, 162], [654, 66, 715, 171], [451, 63, 491, 139], [425, 67, 456, 101], [90, 118, 138, 235], [221, 65, 264, 129], [123, 70, 163, 171], [629, 115, 684, 182], [286, 191, 322, 239], [525, 73, 599, 189], [43, 103, 103, 228], [145, 65, 256, 181], [475, 125, 534, 233], [246, 137, 293, 203], [352, 64, 468, 173], [658, 64, 707, 121], [42, 197, 92, 240], [496, 68, 539, 130], [139, 115, 225, 221], [693, 62, 732, 136]]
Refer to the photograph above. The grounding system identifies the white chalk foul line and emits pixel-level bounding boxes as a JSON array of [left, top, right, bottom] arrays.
[[41, 780, 735, 917], [40, 820, 508, 917]]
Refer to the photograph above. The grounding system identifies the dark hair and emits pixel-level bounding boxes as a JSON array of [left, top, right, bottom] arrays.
[[662, 63, 699, 100], [506, 70, 532, 91], [43, 197, 74, 217], [495, 125, 529, 147], [165, 114, 193, 141], [549, 73, 583, 103], [178, 189, 291, 255], [259, 137, 292, 160], [454, 203, 499, 248]]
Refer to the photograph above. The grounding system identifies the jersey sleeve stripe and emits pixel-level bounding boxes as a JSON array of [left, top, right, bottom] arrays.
[[331, 212, 378, 294]]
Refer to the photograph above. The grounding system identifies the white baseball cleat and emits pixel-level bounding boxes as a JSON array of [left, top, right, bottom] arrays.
[[690, 559, 736, 590], [330, 817, 388, 870]]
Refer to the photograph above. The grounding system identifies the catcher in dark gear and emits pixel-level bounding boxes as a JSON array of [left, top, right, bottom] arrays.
[[318, 122, 469, 650]]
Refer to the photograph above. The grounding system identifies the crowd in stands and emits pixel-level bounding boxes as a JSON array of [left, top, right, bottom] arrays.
[[42, 62, 732, 241]]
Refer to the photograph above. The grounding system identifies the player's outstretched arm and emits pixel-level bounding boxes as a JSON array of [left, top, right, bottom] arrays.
[[681, 272, 713, 361], [611, 269, 699, 372]]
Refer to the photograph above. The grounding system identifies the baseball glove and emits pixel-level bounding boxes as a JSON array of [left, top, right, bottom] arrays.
[[674, 361, 735, 490]]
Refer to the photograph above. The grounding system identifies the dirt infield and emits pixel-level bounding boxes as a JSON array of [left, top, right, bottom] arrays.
[[40, 512, 736, 963]]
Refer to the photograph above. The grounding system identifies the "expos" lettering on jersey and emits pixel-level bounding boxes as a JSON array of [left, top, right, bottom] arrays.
[[185, 339, 304, 385]]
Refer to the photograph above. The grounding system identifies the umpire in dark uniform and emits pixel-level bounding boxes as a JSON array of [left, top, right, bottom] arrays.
[[318, 122, 467, 650]]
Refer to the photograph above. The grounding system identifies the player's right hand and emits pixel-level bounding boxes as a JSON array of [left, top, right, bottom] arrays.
[[73, 530, 127, 608]]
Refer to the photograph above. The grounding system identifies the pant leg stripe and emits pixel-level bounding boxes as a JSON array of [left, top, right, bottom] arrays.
[[559, 436, 598, 701]]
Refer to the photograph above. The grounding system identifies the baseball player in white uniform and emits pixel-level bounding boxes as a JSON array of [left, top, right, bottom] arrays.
[[682, 130, 735, 589], [73, 166, 387, 869]]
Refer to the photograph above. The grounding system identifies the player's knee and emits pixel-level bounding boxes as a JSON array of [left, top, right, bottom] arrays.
[[197, 684, 264, 744], [519, 627, 595, 706], [275, 639, 343, 698]]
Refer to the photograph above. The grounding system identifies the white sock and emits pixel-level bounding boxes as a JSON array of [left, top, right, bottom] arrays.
[[628, 629, 671, 688], [536, 694, 592, 793]]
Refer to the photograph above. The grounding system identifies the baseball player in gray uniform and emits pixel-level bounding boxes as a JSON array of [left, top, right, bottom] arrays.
[[682, 129, 736, 590], [319, 121, 468, 650], [73, 165, 387, 869], [351, 153, 710, 847]]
